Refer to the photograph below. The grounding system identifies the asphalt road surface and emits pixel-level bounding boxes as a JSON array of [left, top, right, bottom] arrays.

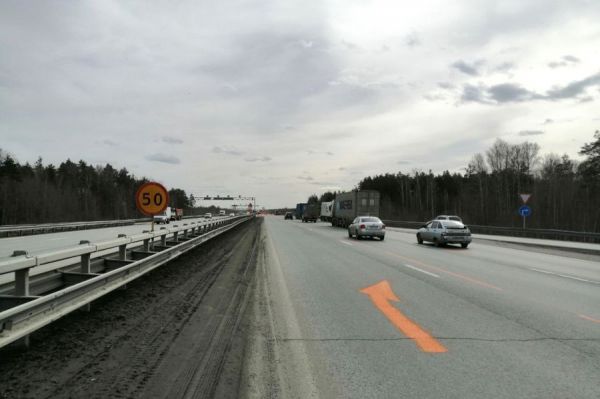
[[1, 216, 598, 398], [249, 216, 600, 398]]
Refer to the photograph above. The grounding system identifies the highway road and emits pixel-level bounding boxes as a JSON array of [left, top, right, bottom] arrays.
[[0, 216, 223, 258], [250, 216, 600, 398]]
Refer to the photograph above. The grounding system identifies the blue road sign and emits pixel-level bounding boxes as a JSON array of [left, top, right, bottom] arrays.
[[518, 205, 532, 217]]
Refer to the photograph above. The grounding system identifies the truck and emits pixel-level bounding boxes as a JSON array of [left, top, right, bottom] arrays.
[[153, 206, 172, 224], [172, 208, 183, 221], [219, 210, 226, 216], [295, 203, 307, 220], [320, 200, 334, 222], [331, 190, 380, 228], [302, 203, 319, 223]]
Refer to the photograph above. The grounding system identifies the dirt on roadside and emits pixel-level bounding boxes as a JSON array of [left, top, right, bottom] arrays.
[[0, 217, 262, 399]]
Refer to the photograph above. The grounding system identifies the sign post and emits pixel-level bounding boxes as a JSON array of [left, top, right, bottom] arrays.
[[518, 205, 531, 229], [135, 182, 170, 232], [518, 193, 532, 229]]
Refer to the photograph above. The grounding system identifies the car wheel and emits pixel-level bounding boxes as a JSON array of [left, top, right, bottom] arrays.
[[461, 243, 469, 248], [380, 235, 385, 241], [434, 238, 440, 247], [417, 234, 423, 244], [348, 230, 352, 238]]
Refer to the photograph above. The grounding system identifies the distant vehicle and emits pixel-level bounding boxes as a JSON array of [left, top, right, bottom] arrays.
[[417, 220, 471, 248], [331, 190, 380, 228], [348, 216, 385, 240], [295, 203, 307, 220], [219, 210, 226, 216], [302, 204, 319, 223], [320, 200, 334, 222], [172, 208, 183, 221], [229, 213, 235, 217], [204, 213, 212, 219], [284, 212, 293, 220], [154, 207, 172, 224], [435, 215, 462, 222]]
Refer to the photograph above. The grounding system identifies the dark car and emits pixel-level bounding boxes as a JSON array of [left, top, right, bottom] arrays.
[[284, 212, 293, 220]]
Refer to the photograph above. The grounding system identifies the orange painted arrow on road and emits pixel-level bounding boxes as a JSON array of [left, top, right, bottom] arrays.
[[360, 280, 447, 353]]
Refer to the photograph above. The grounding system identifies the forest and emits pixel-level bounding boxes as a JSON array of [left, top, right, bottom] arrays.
[[0, 155, 194, 225], [311, 131, 600, 232]]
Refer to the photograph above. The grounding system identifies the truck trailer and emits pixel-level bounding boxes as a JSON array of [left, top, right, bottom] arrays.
[[320, 201, 334, 222], [302, 203, 319, 223], [295, 203, 307, 220], [331, 190, 380, 228]]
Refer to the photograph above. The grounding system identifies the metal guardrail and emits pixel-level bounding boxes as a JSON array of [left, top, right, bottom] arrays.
[[382, 220, 600, 244], [0, 214, 218, 237], [0, 215, 252, 349]]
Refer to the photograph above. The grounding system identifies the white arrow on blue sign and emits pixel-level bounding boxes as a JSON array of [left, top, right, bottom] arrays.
[[518, 205, 532, 217]]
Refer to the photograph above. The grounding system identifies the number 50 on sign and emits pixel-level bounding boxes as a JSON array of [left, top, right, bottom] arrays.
[[135, 182, 169, 216]]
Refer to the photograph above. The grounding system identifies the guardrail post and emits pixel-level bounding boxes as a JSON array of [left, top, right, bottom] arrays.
[[160, 228, 167, 246], [183, 224, 188, 238], [11, 251, 31, 347], [173, 225, 179, 243], [118, 234, 127, 260], [11, 251, 30, 297], [79, 240, 91, 274], [142, 230, 152, 251]]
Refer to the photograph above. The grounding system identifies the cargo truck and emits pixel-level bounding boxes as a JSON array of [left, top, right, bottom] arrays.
[[302, 203, 319, 223], [172, 208, 183, 221], [320, 200, 334, 222], [331, 190, 380, 228], [295, 203, 307, 220], [154, 206, 172, 224]]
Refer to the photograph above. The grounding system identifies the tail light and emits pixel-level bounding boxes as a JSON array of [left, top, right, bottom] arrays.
[[359, 224, 366, 230]]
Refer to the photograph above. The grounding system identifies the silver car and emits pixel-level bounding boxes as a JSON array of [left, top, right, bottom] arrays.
[[348, 216, 386, 240], [417, 220, 471, 248]]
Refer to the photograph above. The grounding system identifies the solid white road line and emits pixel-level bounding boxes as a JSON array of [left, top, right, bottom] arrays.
[[404, 264, 440, 278], [339, 240, 353, 246], [530, 268, 599, 284]]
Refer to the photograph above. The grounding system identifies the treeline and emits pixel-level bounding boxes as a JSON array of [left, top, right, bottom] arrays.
[[0, 153, 194, 225], [304, 132, 600, 232], [356, 132, 600, 231]]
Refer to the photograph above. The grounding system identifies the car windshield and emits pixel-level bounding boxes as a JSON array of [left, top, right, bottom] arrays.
[[449, 216, 462, 221]]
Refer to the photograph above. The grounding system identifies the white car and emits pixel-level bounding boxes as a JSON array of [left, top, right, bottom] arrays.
[[204, 213, 212, 219], [229, 213, 235, 217], [348, 216, 386, 240]]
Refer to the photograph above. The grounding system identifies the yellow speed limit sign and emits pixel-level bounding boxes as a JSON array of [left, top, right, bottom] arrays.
[[135, 182, 169, 216]]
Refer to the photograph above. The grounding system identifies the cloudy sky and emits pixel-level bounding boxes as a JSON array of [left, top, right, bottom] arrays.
[[1, 1, 599, 207]]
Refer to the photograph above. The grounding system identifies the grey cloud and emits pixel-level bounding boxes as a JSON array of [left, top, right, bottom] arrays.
[[397, 160, 412, 164], [518, 130, 544, 136], [297, 175, 314, 181], [546, 72, 600, 99], [563, 55, 580, 63], [438, 82, 454, 90], [245, 156, 272, 162], [460, 84, 488, 103], [146, 153, 181, 164], [542, 118, 554, 125], [100, 139, 118, 147], [548, 55, 581, 68], [404, 32, 420, 47], [460, 72, 600, 104], [162, 136, 183, 144], [452, 60, 480, 76], [212, 146, 244, 156], [495, 62, 515, 72], [488, 83, 539, 102]]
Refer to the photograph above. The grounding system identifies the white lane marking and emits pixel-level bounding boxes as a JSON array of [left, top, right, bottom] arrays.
[[48, 237, 67, 241], [340, 240, 353, 246], [404, 264, 440, 278], [530, 268, 599, 284]]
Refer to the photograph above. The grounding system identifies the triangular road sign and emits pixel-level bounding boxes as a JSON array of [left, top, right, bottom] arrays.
[[520, 193, 531, 203]]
